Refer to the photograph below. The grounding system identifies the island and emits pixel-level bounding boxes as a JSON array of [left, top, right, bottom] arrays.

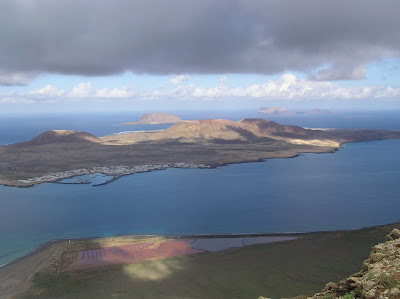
[[258, 107, 296, 115], [121, 112, 182, 125], [258, 107, 334, 115], [1, 118, 400, 187]]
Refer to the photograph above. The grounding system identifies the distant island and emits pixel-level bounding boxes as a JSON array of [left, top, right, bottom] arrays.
[[121, 112, 182, 125], [1, 118, 399, 187], [258, 107, 333, 115], [258, 107, 296, 115]]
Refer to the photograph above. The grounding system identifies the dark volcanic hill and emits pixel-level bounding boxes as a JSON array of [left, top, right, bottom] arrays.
[[25, 130, 102, 146]]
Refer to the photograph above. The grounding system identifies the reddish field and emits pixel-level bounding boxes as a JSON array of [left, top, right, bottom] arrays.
[[73, 240, 203, 269]]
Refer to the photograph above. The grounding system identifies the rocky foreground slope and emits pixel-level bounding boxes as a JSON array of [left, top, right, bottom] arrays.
[[262, 229, 400, 299]]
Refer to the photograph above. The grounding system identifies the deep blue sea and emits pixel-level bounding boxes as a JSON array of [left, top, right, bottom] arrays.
[[0, 110, 400, 266]]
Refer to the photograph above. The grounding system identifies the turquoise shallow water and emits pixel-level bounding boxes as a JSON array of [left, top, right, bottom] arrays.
[[1, 139, 400, 266]]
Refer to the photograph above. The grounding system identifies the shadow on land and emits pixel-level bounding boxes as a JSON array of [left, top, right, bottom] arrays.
[[18, 223, 400, 299]]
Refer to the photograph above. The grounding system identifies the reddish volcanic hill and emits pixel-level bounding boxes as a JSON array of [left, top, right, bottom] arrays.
[[155, 118, 325, 141], [101, 118, 330, 144], [26, 130, 102, 146], [159, 119, 252, 140]]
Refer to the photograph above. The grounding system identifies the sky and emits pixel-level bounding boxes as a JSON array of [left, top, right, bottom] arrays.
[[1, 0, 400, 114]]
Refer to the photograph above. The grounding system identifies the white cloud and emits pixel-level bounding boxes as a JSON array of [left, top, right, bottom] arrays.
[[1, 74, 400, 106], [67, 81, 135, 99], [68, 81, 92, 98], [170, 75, 190, 85], [144, 74, 400, 100], [95, 86, 135, 98], [29, 85, 65, 98]]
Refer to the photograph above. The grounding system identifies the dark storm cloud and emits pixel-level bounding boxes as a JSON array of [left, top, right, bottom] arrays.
[[0, 0, 399, 84]]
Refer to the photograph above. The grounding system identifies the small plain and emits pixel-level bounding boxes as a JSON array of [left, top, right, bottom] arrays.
[[190, 236, 297, 252], [2, 223, 400, 298]]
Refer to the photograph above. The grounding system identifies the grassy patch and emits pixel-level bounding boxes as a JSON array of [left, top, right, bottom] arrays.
[[32, 273, 77, 290], [380, 248, 389, 254], [342, 290, 355, 299]]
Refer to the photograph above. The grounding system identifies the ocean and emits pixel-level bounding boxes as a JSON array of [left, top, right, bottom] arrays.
[[0, 110, 400, 266]]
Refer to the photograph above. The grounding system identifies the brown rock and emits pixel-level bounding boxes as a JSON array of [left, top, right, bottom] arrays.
[[390, 287, 400, 296], [370, 253, 385, 263], [324, 282, 336, 290], [388, 229, 400, 240], [365, 288, 377, 299], [362, 280, 376, 291], [386, 235, 394, 242]]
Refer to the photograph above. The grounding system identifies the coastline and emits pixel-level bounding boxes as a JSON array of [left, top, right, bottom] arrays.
[[2, 137, 400, 297], [1, 220, 398, 270], [3, 139, 396, 272], [0, 144, 341, 188], [2, 118, 400, 189], [1, 222, 400, 298], [2, 162, 211, 188]]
